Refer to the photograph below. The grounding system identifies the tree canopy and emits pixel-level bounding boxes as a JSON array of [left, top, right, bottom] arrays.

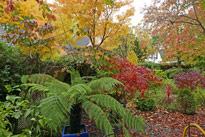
[[143, 0, 205, 65], [51, 0, 135, 50]]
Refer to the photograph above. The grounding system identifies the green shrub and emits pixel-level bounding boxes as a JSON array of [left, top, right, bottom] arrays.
[[166, 103, 177, 111], [152, 90, 165, 104], [153, 69, 168, 79], [138, 62, 161, 70], [176, 88, 196, 114], [0, 42, 26, 101], [135, 92, 157, 111], [194, 88, 205, 107], [164, 67, 184, 79], [0, 94, 30, 136]]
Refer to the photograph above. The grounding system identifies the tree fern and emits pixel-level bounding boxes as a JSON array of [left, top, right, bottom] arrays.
[[89, 94, 145, 133], [21, 72, 145, 136], [88, 77, 124, 93], [82, 101, 114, 137]]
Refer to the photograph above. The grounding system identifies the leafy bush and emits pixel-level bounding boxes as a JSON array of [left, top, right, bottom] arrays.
[[153, 69, 167, 79], [166, 103, 177, 111], [0, 42, 26, 100], [174, 70, 205, 90], [194, 88, 205, 107], [0, 86, 53, 137], [176, 88, 196, 114], [164, 67, 184, 79], [138, 62, 161, 70], [134, 91, 157, 111], [101, 57, 162, 97], [0, 94, 31, 136]]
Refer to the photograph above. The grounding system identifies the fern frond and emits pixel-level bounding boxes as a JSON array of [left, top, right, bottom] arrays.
[[39, 95, 70, 130], [67, 69, 85, 86], [21, 74, 70, 94], [46, 81, 70, 94], [21, 74, 56, 84], [67, 84, 92, 102], [122, 110, 145, 134], [89, 94, 145, 133], [88, 77, 124, 93], [21, 83, 49, 92], [82, 101, 114, 137], [122, 125, 131, 137]]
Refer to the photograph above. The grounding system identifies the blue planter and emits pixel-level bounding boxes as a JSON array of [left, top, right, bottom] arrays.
[[62, 124, 89, 137]]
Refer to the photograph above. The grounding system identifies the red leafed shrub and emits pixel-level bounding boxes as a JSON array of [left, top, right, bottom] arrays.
[[101, 57, 162, 97], [174, 70, 205, 90]]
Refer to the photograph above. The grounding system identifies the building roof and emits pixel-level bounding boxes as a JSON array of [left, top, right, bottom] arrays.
[[64, 36, 91, 53]]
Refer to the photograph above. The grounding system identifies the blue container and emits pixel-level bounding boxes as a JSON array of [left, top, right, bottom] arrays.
[[62, 124, 89, 137]]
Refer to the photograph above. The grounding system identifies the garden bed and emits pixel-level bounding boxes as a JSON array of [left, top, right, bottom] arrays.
[[82, 107, 205, 137]]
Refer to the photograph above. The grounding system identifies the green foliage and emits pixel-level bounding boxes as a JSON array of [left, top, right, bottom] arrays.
[[82, 100, 114, 136], [39, 95, 70, 131], [161, 78, 177, 89], [0, 42, 26, 100], [88, 77, 123, 93], [22, 72, 145, 136], [151, 90, 165, 105], [21, 74, 70, 94], [90, 94, 145, 133], [0, 41, 57, 101], [194, 88, 205, 107], [138, 62, 161, 70], [67, 69, 85, 86], [176, 88, 196, 115], [165, 103, 177, 111], [0, 94, 30, 137], [134, 91, 157, 111], [133, 37, 148, 62], [23, 105, 54, 137], [165, 67, 184, 79], [0, 85, 53, 137], [154, 69, 168, 79]]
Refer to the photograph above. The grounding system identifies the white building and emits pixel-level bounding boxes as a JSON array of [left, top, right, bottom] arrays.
[[145, 51, 164, 63]]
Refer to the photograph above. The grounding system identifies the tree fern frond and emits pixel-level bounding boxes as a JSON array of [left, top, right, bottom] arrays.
[[21, 74, 56, 84], [67, 84, 92, 102], [68, 84, 92, 95], [89, 94, 145, 133], [122, 110, 145, 134], [82, 101, 114, 137], [122, 125, 131, 137], [46, 81, 70, 94], [21, 74, 70, 94], [39, 95, 70, 130], [88, 77, 123, 93], [67, 69, 85, 86], [21, 83, 49, 92]]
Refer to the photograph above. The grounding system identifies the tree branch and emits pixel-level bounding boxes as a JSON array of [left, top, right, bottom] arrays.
[[192, 0, 205, 33]]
